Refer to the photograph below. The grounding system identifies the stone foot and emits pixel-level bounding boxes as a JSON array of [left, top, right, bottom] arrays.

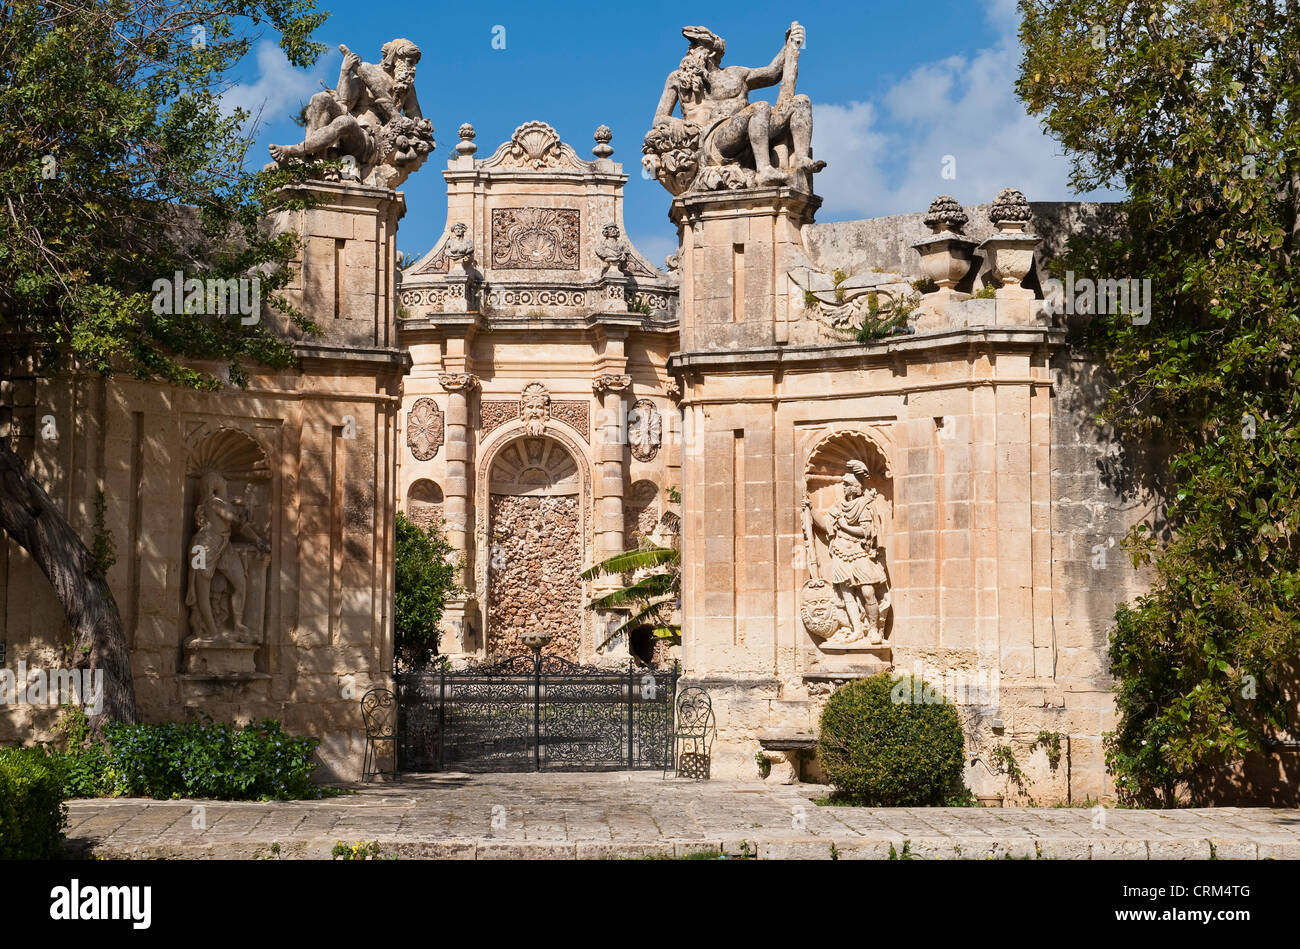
[[756, 167, 790, 187]]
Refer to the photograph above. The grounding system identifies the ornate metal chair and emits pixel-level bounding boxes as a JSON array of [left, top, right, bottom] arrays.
[[361, 688, 398, 781], [669, 687, 715, 779]]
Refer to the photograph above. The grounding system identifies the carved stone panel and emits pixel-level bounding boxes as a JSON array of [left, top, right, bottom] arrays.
[[628, 398, 661, 462], [480, 400, 520, 437], [550, 400, 590, 443], [491, 208, 580, 270], [406, 397, 444, 461]]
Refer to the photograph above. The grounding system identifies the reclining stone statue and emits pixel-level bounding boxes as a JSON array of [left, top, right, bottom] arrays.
[[643, 22, 826, 196], [267, 39, 435, 189]]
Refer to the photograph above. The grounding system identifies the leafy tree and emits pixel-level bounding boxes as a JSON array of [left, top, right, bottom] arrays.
[[0, 0, 327, 724], [393, 512, 459, 670], [1018, 0, 1300, 804]]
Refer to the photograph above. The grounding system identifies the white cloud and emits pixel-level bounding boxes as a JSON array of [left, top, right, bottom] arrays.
[[221, 41, 327, 129], [811, 1, 1124, 219]]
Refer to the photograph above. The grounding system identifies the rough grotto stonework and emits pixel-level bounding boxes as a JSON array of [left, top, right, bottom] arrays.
[[486, 494, 582, 660]]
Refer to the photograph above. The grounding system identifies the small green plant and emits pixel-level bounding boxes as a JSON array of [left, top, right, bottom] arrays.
[[754, 751, 771, 779], [911, 276, 938, 294], [802, 288, 819, 310], [666, 485, 681, 505], [831, 267, 852, 303], [829, 842, 840, 860], [626, 293, 653, 316], [973, 282, 998, 299], [888, 840, 916, 860], [90, 491, 116, 575], [1034, 730, 1064, 770], [332, 840, 384, 860], [990, 743, 1030, 801]]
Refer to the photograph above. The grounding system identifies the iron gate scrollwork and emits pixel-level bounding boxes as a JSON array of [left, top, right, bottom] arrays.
[[396, 655, 678, 772]]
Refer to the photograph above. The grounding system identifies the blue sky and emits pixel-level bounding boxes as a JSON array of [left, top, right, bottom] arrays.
[[226, 0, 1116, 266]]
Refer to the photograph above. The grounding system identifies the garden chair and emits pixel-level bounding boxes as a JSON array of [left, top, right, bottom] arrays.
[[668, 687, 715, 779], [361, 688, 398, 781]]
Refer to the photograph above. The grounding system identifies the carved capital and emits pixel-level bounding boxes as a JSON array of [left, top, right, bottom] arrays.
[[665, 379, 683, 402], [438, 372, 480, 393], [592, 373, 632, 395]]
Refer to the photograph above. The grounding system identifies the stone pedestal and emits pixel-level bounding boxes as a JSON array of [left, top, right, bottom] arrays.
[[183, 639, 259, 675], [670, 187, 820, 351]]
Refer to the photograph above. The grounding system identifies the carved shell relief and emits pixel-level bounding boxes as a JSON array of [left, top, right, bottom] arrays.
[[492, 207, 581, 270]]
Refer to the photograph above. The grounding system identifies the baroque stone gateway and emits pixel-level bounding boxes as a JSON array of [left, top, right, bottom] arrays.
[[2, 22, 1148, 801]]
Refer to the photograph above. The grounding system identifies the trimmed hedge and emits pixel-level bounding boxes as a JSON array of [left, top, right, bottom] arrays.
[[0, 746, 68, 859], [818, 672, 968, 806], [56, 712, 325, 801]]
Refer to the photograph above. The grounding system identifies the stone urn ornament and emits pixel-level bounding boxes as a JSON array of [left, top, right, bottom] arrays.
[[910, 195, 977, 295], [977, 188, 1041, 299]]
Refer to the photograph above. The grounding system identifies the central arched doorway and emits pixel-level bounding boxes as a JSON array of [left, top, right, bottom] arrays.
[[485, 436, 584, 659]]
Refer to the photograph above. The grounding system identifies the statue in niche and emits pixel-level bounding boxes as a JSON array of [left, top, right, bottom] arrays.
[[643, 21, 825, 195], [267, 39, 434, 189], [520, 382, 551, 437], [186, 471, 270, 643], [595, 223, 629, 277], [802, 460, 890, 645]]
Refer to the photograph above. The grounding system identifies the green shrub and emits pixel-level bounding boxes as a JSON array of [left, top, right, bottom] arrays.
[[394, 512, 460, 670], [818, 672, 968, 805], [0, 746, 68, 858], [103, 718, 322, 801], [48, 707, 325, 801]]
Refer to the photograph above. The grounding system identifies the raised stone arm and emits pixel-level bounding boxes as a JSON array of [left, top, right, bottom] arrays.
[[744, 27, 798, 88]]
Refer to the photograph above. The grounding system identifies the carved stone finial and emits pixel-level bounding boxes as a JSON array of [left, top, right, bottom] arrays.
[[593, 125, 614, 159], [989, 188, 1032, 229], [592, 373, 632, 394], [457, 123, 478, 157], [438, 372, 480, 393], [266, 39, 434, 189], [923, 195, 968, 233]]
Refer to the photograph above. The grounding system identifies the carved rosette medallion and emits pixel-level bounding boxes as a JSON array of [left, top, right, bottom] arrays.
[[491, 208, 580, 270], [628, 398, 661, 462], [406, 397, 444, 461]]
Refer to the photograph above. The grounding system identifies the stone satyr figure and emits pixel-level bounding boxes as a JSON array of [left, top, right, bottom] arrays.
[[595, 223, 629, 276], [268, 39, 434, 189], [803, 460, 889, 644], [186, 472, 269, 642], [643, 22, 825, 195]]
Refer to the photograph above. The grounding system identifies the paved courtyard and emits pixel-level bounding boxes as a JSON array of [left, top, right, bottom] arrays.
[[64, 773, 1300, 859]]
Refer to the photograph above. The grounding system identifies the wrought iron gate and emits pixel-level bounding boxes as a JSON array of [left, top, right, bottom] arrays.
[[396, 654, 678, 772]]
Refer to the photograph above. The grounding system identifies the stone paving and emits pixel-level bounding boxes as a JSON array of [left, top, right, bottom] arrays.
[[63, 772, 1300, 859]]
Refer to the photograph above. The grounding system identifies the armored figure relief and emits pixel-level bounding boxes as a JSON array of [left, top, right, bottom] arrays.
[[186, 472, 270, 642], [445, 222, 475, 270], [595, 223, 629, 277], [802, 461, 890, 645], [643, 22, 825, 195], [267, 39, 435, 189]]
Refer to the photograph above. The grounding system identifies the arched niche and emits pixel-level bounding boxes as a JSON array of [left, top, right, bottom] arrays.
[[406, 479, 445, 530], [181, 427, 273, 674], [479, 432, 590, 661]]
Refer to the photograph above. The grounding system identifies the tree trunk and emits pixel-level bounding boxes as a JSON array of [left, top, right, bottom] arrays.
[[0, 436, 137, 726]]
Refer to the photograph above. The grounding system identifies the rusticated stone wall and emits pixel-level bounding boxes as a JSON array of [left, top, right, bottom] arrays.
[[486, 494, 582, 658]]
